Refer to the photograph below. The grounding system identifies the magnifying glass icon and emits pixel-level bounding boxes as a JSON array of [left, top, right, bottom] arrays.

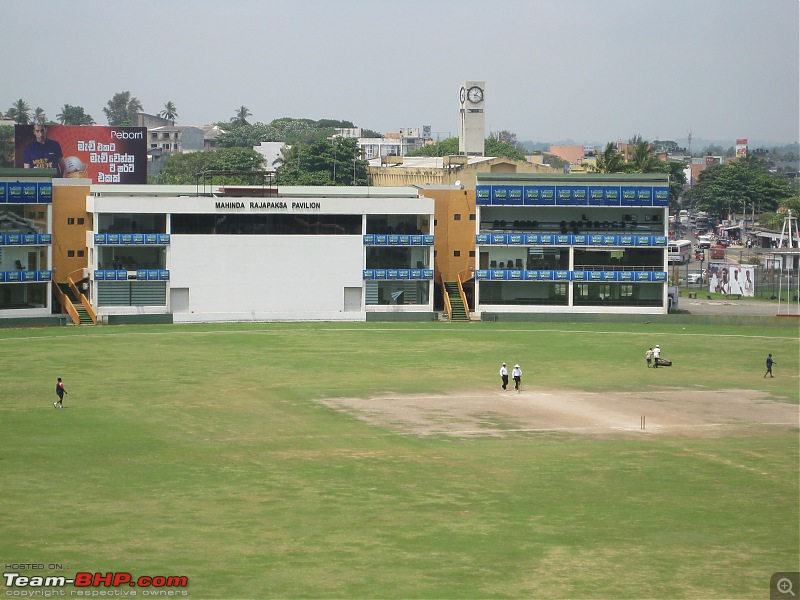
[[778, 577, 796, 596]]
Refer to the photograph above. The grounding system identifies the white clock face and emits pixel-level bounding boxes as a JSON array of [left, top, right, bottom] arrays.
[[467, 86, 484, 104], [460, 87, 466, 103]]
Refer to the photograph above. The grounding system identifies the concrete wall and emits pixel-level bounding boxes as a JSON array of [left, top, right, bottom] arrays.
[[169, 234, 364, 320], [368, 158, 559, 189], [52, 180, 92, 283], [481, 312, 798, 327], [179, 127, 206, 152], [422, 188, 477, 283]]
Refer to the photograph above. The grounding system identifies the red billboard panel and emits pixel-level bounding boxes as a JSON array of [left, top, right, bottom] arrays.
[[15, 125, 147, 184]]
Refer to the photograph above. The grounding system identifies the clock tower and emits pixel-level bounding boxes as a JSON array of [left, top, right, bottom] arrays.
[[458, 80, 485, 156]]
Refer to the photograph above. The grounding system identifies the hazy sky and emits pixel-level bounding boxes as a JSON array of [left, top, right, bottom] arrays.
[[3, 0, 798, 146]]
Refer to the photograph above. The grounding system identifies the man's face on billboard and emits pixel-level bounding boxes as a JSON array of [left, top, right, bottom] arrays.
[[33, 124, 47, 143]]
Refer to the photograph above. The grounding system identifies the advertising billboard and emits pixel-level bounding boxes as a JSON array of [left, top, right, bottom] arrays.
[[708, 262, 754, 296], [735, 138, 748, 159], [15, 125, 147, 184]]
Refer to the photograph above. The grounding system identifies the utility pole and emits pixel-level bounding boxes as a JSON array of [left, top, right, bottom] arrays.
[[332, 139, 337, 183]]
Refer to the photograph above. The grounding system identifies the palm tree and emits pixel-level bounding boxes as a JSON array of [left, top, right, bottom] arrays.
[[629, 141, 660, 173], [33, 107, 47, 124], [56, 104, 71, 124], [6, 99, 31, 124], [231, 106, 252, 127], [160, 101, 178, 125], [593, 142, 626, 173]]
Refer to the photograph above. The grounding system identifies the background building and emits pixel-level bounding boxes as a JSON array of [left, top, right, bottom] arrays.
[[334, 127, 429, 160], [0, 169, 55, 323], [473, 172, 672, 317], [136, 113, 226, 177]]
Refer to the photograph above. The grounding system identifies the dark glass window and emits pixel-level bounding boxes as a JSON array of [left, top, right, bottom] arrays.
[[365, 215, 426, 235], [170, 214, 362, 235]]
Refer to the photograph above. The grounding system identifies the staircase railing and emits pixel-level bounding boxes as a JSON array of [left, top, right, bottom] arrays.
[[441, 274, 453, 319], [65, 267, 86, 282], [53, 283, 81, 325], [456, 268, 473, 316], [67, 276, 97, 324]]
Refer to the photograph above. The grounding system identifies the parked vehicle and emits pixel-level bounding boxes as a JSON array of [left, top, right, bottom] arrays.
[[668, 240, 692, 264]]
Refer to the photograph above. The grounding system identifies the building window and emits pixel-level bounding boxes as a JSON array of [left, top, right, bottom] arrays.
[[67, 250, 75, 257], [470, 214, 476, 221], [454, 214, 461, 221], [469, 251, 475, 257], [67, 218, 75, 225], [37, 212, 44, 219], [77, 218, 85, 225], [171, 213, 362, 235], [77, 250, 85, 257], [366, 247, 430, 270], [454, 250, 461, 257], [363, 281, 429, 306]]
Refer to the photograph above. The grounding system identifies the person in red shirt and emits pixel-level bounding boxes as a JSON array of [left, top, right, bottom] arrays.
[[54, 377, 67, 408]]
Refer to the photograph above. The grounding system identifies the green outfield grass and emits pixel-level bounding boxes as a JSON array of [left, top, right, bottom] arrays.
[[1, 321, 798, 599]]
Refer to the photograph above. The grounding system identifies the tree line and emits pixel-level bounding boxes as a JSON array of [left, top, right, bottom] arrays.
[[4, 92, 173, 126], [5, 92, 277, 128], [3, 94, 798, 216], [684, 156, 799, 224]]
